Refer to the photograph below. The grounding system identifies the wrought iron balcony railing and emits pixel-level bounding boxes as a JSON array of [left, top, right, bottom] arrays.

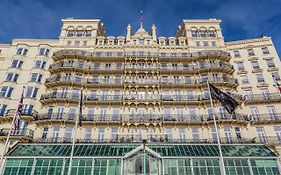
[[249, 113, 281, 122], [52, 49, 230, 60], [244, 93, 281, 104], [35, 112, 249, 123], [0, 109, 38, 120], [45, 75, 238, 87], [40, 92, 243, 103], [0, 128, 34, 138]]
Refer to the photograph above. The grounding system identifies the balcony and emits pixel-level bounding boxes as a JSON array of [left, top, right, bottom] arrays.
[[0, 128, 34, 142], [249, 113, 281, 123], [52, 49, 230, 62], [0, 109, 38, 122], [49, 61, 124, 73], [244, 93, 281, 105], [35, 113, 248, 125], [40, 92, 122, 104]]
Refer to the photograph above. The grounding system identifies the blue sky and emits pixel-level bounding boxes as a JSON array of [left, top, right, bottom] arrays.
[[1, 0, 281, 55]]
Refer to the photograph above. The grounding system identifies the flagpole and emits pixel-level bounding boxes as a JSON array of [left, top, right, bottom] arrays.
[[0, 86, 25, 172], [207, 81, 226, 175], [67, 89, 83, 175]]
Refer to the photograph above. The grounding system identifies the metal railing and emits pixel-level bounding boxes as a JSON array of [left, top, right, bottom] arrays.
[[40, 91, 242, 102], [244, 93, 281, 104], [0, 128, 34, 138], [45, 75, 238, 86], [35, 113, 249, 123], [52, 49, 230, 60], [249, 113, 281, 122]]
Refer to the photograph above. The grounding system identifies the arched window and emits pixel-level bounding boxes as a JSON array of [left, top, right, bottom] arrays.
[[209, 28, 216, 38], [191, 28, 198, 38], [199, 28, 207, 37]]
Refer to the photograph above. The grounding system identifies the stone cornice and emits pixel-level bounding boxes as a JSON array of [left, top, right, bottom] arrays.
[[225, 37, 271, 46]]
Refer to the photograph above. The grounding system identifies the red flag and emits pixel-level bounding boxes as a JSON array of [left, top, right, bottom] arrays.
[[276, 82, 281, 92], [14, 89, 24, 129]]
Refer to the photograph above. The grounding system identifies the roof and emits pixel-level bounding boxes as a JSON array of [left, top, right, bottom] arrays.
[[7, 143, 277, 157]]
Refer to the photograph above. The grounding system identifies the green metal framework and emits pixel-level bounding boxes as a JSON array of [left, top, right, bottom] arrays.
[[3, 143, 280, 175]]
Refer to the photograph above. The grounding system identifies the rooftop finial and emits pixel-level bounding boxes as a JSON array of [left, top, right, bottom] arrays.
[[140, 10, 143, 28]]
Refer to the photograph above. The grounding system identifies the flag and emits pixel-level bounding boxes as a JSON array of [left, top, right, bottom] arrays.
[[14, 88, 24, 129], [275, 81, 281, 92], [79, 90, 83, 127], [209, 83, 238, 114]]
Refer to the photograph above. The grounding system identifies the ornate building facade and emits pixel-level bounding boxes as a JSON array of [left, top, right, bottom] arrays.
[[0, 18, 281, 175]]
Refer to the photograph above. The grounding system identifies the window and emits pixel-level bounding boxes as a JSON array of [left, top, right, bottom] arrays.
[[85, 30, 91, 37], [256, 127, 266, 143], [111, 128, 118, 141], [87, 108, 94, 120], [191, 30, 198, 37], [199, 30, 207, 37], [250, 107, 260, 121], [274, 126, 281, 143], [224, 127, 232, 143], [266, 59, 275, 68], [0, 86, 14, 98], [0, 104, 7, 116], [30, 73, 42, 83], [38, 48, 49, 56], [251, 61, 260, 69], [244, 90, 253, 100], [189, 108, 197, 121], [67, 30, 75, 37], [22, 104, 33, 115], [236, 62, 245, 71], [267, 106, 277, 120], [272, 72, 280, 81], [85, 128, 92, 140], [83, 41, 87, 46], [41, 127, 48, 139], [34, 60, 46, 69], [211, 127, 218, 142], [240, 75, 249, 84], [256, 74, 264, 83], [74, 41, 80, 46], [11, 60, 23, 68], [98, 128, 105, 142], [5, 73, 19, 82], [261, 89, 270, 99], [209, 30, 216, 37], [64, 127, 73, 142], [66, 41, 72, 46], [196, 41, 200, 46], [25, 87, 38, 98], [203, 41, 209, 46], [211, 41, 216, 46], [192, 128, 199, 142], [179, 128, 186, 142], [52, 127, 60, 142], [76, 30, 83, 37], [16, 48, 28, 56], [233, 50, 241, 58], [165, 128, 173, 141], [235, 127, 241, 139], [262, 47, 270, 54], [247, 49, 255, 56], [68, 107, 77, 120]]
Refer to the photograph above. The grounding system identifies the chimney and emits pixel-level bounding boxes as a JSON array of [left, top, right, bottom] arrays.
[[152, 24, 157, 41]]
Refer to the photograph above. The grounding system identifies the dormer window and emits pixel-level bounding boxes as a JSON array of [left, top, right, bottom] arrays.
[[118, 41, 123, 46], [76, 31, 83, 37], [67, 30, 75, 37], [16, 48, 28, 56], [170, 41, 175, 46], [209, 31, 216, 38], [108, 40, 113, 46], [199, 30, 207, 37], [85, 31, 91, 37], [98, 40, 103, 46], [180, 41, 185, 46], [160, 41, 165, 46], [147, 40, 150, 45]]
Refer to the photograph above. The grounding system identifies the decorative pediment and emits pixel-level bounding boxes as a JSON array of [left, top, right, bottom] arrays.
[[132, 27, 152, 39]]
